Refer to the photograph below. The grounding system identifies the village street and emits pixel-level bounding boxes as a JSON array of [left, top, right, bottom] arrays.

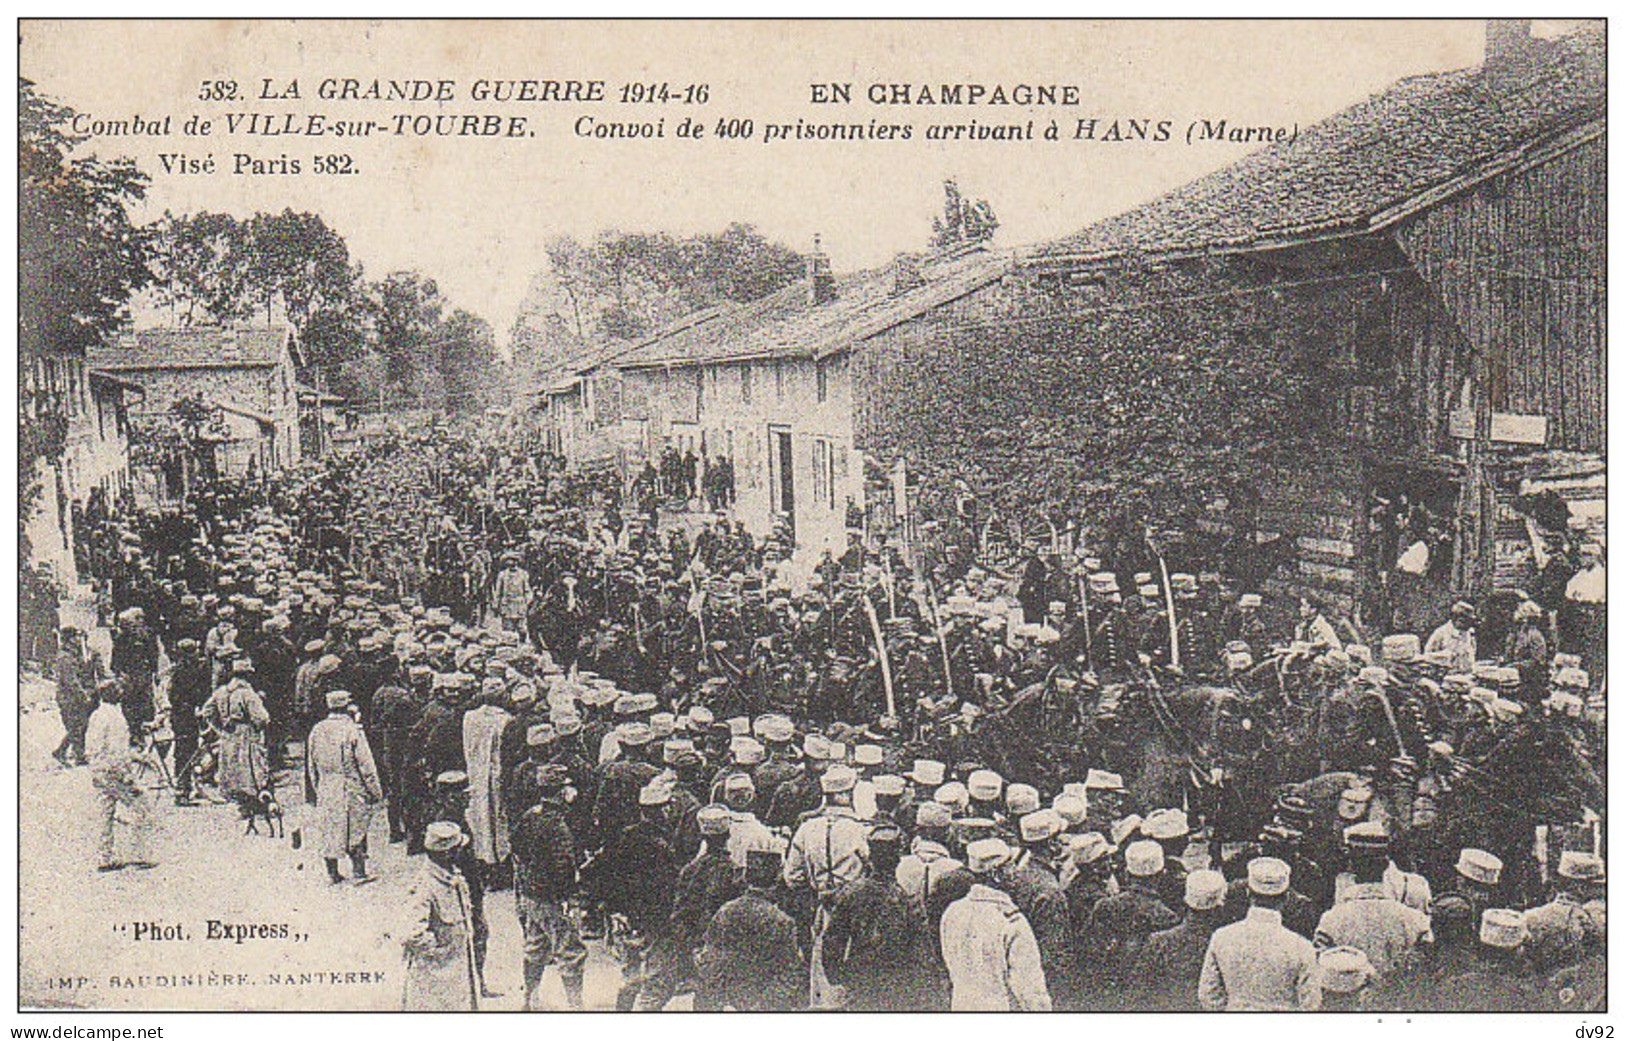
[[17, 670, 646, 1012]]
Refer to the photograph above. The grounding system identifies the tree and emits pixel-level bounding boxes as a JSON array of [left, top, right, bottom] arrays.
[[149, 208, 371, 387], [512, 223, 803, 376], [929, 178, 999, 249], [435, 308, 500, 412], [371, 271, 444, 397], [19, 78, 151, 562]]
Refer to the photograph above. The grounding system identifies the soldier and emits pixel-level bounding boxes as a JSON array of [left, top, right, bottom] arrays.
[[167, 638, 211, 805], [53, 626, 96, 768], [696, 848, 808, 1011], [1312, 821, 1432, 982], [764, 732, 830, 829], [1089, 839, 1179, 1000], [939, 838, 1051, 1011], [373, 663, 428, 843], [85, 681, 156, 872], [784, 763, 870, 994], [400, 821, 480, 1011], [510, 763, 585, 1010], [1523, 849, 1606, 973], [820, 824, 932, 1010], [203, 657, 271, 818], [1006, 809, 1077, 1007], [662, 805, 741, 1011], [1430, 909, 1541, 1010], [1136, 868, 1228, 1010], [605, 780, 680, 1011], [304, 690, 384, 884], [111, 606, 160, 739], [1431, 848, 1504, 934], [1198, 857, 1322, 1011]]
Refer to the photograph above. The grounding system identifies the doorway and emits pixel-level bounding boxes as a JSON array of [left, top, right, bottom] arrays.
[[770, 425, 795, 537]]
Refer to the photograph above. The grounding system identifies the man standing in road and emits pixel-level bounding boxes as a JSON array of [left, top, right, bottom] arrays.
[[86, 680, 155, 872]]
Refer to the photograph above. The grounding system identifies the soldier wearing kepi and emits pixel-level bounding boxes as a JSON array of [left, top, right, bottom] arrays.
[[783, 762, 870, 994], [819, 824, 932, 1010], [1199, 857, 1322, 1011], [509, 763, 585, 1010], [304, 690, 384, 885], [696, 847, 808, 1011], [1137, 868, 1228, 1010], [401, 821, 481, 1011], [939, 837, 1051, 1011]]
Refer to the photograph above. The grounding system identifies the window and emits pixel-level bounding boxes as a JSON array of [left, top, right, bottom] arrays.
[[816, 357, 828, 403], [775, 358, 786, 399], [740, 361, 752, 404], [696, 369, 704, 413], [812, 437, 837, 507]]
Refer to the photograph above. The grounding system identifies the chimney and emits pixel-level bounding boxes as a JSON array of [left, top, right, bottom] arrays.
[[891, 252, 926, 296], [807, 234, 837, 306], [1485, 18, 1534, 68]]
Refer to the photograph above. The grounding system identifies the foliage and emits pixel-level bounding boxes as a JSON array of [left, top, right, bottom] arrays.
[[511, 223, 804, 380], [929, 178, 999, 249], [19, 78, 151, 564]]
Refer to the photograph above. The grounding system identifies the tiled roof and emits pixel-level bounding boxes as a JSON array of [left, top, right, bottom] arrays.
[[608, 247, 1007, 370], [1036, 29, 1605, 259], [90, 325, 296, 372]]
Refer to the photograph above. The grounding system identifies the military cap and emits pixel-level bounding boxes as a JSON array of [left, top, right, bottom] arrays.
[[1185, 868, 1227, 911], [1087, 573, 1119, 595], [800, 733, 833, 762], [1480, 908, 1528, 949], [907, 759, 946, 786], [1052, 793, 1088, 827], [868, 774, 902, 798], [176, 637, 199, 652], [619, 722, 655, 748], [688, 705, 715, 728], [524, 761, 566, 794], [325, 690, 352, 710], [1319, 946, 1374, 994], [650, 711, 676, 738], [725, 715, 751, 737], [1110, 814, 1144, 848], [1069, 832, 1114, 865], [821, 764, 859, 794], [638, 779, 673, 807], [730, 736, 765, 766], [1247, 856, 1292, 896], [915, 802, 953, 830], [722, 772, 756, 798], [1004, 783, 1040, 816], [1019, 809, 1064, 844], [697, 804, 731, 837], [967, 769, 1003, 802], [435, 770, 469, 789], [1337, 783, 1373, 820], [755, 714, 795, 744], [934, 782, 969, 810], [1237, 593, 1263, 610], [1125, 839, 1165, 877], [1343, 820, 1390, 849], [966, 838, 1013, 874], [526, 723, 558, 748], [1557, 850, 1605, 883], [1084, 769, 1124, 791], [1381, 634, 1421, 664], [854, 744, 885, 768], [1170, 573, 1198, 596], [232, 657, 256, 675], [424, 821, 467, 852], [1142, 808, 1189, 841]]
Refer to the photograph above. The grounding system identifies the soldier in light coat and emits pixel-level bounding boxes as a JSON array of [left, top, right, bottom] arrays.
[[1199, 857, 1322, 1011], [462, 679, 513, 878], [939, 838, 1051, 1011], [304, 689, 384, 884], [491, 555, 533, 641], [401, 820, 481, 1011], [203, 657, 271, 815]]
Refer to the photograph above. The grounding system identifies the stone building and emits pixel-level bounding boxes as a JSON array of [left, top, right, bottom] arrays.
[[90, 324, 307, 481]]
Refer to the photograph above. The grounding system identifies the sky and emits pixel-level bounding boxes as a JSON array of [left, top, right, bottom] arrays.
[[21, 20, 1500, 340]]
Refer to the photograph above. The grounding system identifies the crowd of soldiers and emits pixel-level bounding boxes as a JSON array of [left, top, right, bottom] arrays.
[[57, 424, 1606, 1012]]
